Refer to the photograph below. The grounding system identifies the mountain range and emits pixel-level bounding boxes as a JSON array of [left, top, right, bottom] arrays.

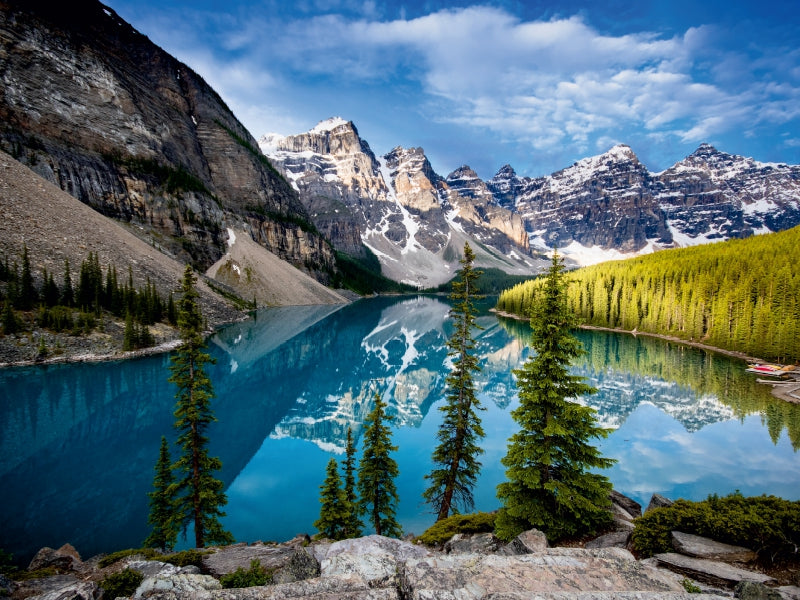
[[1, 0, 799, 295], [263, 119, 800, 281]]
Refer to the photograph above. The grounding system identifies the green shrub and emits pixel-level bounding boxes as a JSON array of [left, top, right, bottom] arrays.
[[219, 559, 272, 588], [100, 568, 144, 598], [161, 549, 209, 568], [682, 578, 702, 593], [98, 548, 160, 568], [416, 512, 496, 546], [631, 493, 800, 564]]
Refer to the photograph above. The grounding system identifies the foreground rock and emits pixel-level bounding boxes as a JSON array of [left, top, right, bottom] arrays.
[[654, 553, 777, 588], [671, 531, 757, 563], [399, 548, 712, 600], [202, 535, 319, 584]]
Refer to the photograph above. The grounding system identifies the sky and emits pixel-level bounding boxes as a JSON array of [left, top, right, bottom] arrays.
[[103, 0, 800, 179]]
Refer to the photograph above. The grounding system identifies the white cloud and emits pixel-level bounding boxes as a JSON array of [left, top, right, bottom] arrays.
[[111, 2, 800, 167]]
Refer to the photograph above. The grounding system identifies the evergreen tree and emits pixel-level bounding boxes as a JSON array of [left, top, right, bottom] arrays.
[[357, 393, 401, 537], [496, 251, 615, 543], [41, 268, 60, 308], [169, 265, 233, 548], [423, 242, 485, 520], [144, 436, 178, 550], [17, 244, 37, 310], [2, 300, 18, 335], [341, 427, 362, 538], [313, 457, 349, 540], [123, 312, 137, 351], [61, 259, 74, 307]]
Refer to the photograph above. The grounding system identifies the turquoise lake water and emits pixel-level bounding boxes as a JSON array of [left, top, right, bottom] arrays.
[[1, 295, 798, 563]]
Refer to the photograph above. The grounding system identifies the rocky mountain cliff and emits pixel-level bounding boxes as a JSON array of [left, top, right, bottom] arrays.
[[489, 144, 800, 264], [264, 116, 800, 273], [261, 119, 542, 287], [0, 0, 335, 278]]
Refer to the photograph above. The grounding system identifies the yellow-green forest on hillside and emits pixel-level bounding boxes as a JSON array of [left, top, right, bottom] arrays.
[[497, 226, 800, 363]]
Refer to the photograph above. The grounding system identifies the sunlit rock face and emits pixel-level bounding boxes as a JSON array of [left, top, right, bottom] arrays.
[[0, 0, 335, 276], [262, 122, 543, 287], [488, 144, 800, 265]]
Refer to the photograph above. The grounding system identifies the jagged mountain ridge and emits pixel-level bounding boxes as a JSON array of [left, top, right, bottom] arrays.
[[264, 117, 800, 273], [260, 118, 542, 287], [489, 143, 800, 264], [0, 0, 335, 279]]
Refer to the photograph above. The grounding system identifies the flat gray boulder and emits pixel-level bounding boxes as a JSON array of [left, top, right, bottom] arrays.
[[611, 490, 642, 519], [654, 553, 777, 588], [202, 537, 316, 579], [15, 575, 99, 600], [671, 531, 757, 563], [133, 573, 221, 599], [399, 548, 685, 599], [586, 530, 632, 549], [499, 528, 549, 555], [444, 532, 503, 555], [209, 574, 399, 599], [646, 494, 674, 513], [319, 535, 430, 587]]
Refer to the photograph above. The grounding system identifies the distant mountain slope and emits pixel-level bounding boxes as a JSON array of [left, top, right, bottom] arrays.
[[489, 144, 800, 264], [0, 149, 236, 325], [206, 227, 348, 306], [0, 0, 335, 278], [261, 118, 545, 287]]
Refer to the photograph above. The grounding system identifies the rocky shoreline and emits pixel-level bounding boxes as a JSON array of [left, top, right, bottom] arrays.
[[5, 493, 798, 600]]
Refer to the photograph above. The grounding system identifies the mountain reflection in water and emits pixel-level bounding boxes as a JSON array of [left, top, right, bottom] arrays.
[[1, 296, 798, 564]]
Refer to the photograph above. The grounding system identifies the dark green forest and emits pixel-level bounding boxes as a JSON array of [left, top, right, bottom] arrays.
[[497, 226, 800, 363]]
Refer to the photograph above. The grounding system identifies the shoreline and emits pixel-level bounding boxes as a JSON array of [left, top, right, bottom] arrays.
[[0, 337, 184, 369], [492, 309, 800, 404]]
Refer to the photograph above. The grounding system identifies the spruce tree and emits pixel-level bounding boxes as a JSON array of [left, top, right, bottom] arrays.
[[423, 242, 485, 520], [341, 427, 362, 538], [144, 436, 178, 550], [2, 300, 18, 335], [313, 457, 349, 540], [17, 244, 37, 310], [357, 394, 401, 537], [169, 265, 233, 548], [496, 251, 615, 543], [61, 259, 74, 307]]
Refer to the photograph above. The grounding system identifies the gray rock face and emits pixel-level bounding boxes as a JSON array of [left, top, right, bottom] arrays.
[[133, 573, 221, 599], [646, 494, 675, 513], [262, 124, 540, 287], [734, 581, 784, 600], [586, 530, 632, 550], [399, 548, 686, 600], [499, 528, 549, 555], [653, 553, 777, 588], [611, 490, 643, 520], [671, 532, 757, 563], [488, 143, 800, 259], [12, 574, 99, 600], [0, 0, 335, 277], [27, 544, 83, 574], [443, 532, 504, 555], [318, 535, 430, 588], [202, 539, 316, 580]]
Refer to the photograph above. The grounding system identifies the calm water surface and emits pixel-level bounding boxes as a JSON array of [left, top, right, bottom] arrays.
[[2, 296, 799, 563]]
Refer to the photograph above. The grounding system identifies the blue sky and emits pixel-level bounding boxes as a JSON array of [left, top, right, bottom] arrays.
[[103, 0, 800, 179]]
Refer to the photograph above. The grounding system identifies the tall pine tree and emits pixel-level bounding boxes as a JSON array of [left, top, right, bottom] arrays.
[[169, 265, 233, 548], [423, 242, 485, 520], [496, 251, 615, 542], [357, 393, 401, 537], [144, 436, 178, 550], [314, 457, 349, 540], [342, 427, 363, 538]]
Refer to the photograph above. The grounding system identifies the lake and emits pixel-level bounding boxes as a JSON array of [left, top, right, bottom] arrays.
[[1, 295, 799, 564]]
